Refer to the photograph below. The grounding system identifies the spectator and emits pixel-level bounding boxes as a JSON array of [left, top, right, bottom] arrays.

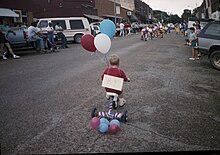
[[189, 27, 199, 61], [55, 23, 69, 48], [119, 22, 125, 37], [46, 22, 58, 51], [127, 22, 131, 35], [0, 20, 20, 60], [28, 22, 47, 52]]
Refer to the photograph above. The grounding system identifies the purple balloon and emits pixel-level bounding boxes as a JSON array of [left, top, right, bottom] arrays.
[[90, 117, 100, 130]]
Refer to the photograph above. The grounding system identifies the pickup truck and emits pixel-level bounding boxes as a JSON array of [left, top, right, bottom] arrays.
[[6, 26, 33, 49], [197, 21, 220, 70]]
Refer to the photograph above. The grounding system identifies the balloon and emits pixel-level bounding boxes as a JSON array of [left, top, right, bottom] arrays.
[[109, 124, 120, 134], [94, 34, 111, 54], [90, 117, 100, 130], [100, 19, 116, 38], [98, 123, 109, 133], [81, 34, 96, 52], [100, 118, 110, 126], [110, 119, 120, 127]]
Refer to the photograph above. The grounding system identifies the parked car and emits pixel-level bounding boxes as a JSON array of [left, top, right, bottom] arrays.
[[36, 17, 91, 43], [90, 22, 101, 36], [197, 20, 220, 70]]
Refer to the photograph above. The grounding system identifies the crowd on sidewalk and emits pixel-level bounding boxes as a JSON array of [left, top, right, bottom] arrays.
[[0, 19, 69, 61]]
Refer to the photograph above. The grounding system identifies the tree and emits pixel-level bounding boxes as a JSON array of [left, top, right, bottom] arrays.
[[181, 9, 192, 22]]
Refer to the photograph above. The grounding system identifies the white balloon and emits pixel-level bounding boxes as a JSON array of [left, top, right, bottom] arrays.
[[94, 34, 111, 54]]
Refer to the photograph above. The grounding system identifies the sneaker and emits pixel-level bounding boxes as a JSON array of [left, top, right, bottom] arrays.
[[189, 58, 195, 60], [119, 98, 126, 107], [40, 49, 47, 53], [2, 55, 7, 60], [13, 55, 20, 59]]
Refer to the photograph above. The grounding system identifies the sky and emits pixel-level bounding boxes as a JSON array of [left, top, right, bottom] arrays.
[[143, 0, 204, 17]]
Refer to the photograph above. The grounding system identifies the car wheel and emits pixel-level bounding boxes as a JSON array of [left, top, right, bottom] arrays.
[[210, 50, 220, 71], [74, 34, 83, 44]]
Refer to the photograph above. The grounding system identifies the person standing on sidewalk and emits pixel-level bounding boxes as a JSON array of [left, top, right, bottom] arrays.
[[189, 27, 199, 61], [119, 22, 125, 37]]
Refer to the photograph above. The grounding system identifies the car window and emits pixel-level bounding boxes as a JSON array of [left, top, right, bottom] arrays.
[[38, 20, 48, 28], [204, 23, 220, 37], [70, 20, 84, 29], [51, 20, 66, 30]]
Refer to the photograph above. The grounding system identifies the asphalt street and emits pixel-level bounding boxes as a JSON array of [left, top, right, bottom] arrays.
[[0, 32, 220, 154]]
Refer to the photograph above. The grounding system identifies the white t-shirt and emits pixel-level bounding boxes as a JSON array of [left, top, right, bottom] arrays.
[[28, 26, 40, 38], [120, 23, 124, 30], [55, 25, 63, 31], [47, 26, 54, 33]]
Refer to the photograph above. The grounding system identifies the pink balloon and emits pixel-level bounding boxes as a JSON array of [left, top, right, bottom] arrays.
[[109, 124, 120, 134], [81, 34, 96, 52], [90, 117, 100, 130]]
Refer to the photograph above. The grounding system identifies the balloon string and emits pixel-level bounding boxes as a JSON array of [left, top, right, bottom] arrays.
[[104, 53, 110, 68], [95, 52, 109, 67]]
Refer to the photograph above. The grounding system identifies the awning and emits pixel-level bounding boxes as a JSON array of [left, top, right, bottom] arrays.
[[102, 14, 122, 19], [84, 14, 104, 21], [0, 8, 19, 17]]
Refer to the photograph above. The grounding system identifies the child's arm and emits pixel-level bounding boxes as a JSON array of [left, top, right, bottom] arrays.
[[120, 70, 130, 82], [101, 68, 108, 80]]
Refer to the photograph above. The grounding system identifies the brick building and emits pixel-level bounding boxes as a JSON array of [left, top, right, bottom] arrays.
[[31, 0, 97, 18], [0, 0, 33, 26], [195, 0, 220, 20]]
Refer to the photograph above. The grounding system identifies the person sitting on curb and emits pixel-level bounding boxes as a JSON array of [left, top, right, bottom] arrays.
[[55, 23, 69, 49], [28, 22, 47, 53]]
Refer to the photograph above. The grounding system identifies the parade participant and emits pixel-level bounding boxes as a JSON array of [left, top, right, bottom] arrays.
[[101, 54, 130, 107], [141, 26, 147, 41], [175, 26, 180, 34], [189, 27, 199, 61], [148, 26, 153, 40]]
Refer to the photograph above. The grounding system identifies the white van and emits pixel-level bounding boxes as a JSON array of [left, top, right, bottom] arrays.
[[36, 17, 91, 43]]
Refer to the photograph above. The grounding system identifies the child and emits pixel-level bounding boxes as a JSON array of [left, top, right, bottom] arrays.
[[189, 27, 199, 60], [101, 54, 130, 107], [141, 26, 147, 41], [175, 26, 180, 34]]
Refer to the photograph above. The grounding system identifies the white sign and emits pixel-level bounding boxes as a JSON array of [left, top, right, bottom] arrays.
[[116, 6, 120, 15], [102, 74, 124, 91]]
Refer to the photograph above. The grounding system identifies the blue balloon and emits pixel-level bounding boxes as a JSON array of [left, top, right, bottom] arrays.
[[110, 119, 120, 127], [100, 118, 110, 126], [100, 19, 116, 38], [99, 123, 109, 133]]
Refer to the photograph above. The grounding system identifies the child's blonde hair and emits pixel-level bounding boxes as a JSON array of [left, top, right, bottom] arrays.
[[109, 54, 120, 66]]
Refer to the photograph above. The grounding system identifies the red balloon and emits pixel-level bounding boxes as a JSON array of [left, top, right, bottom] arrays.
[[109, 124, 120, 134], [90, 117, 100, 130], [81, 34, 96, 52]]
